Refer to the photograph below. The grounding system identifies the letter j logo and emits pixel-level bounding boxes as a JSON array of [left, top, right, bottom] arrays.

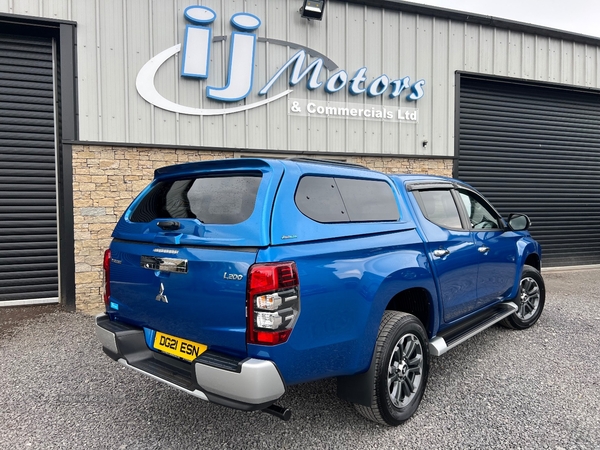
[[181, 6, 261, 102]]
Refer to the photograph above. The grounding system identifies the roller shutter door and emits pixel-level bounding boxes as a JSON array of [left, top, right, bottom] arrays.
[[457, 74, 600, 267], [0, 34, 58, 304]]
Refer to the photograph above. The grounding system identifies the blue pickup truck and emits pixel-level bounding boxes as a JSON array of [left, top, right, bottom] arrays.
[[96, 158, 544, 426]]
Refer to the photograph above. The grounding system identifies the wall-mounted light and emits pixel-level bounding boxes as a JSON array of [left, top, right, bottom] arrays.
[[300, 0, 326, 21]]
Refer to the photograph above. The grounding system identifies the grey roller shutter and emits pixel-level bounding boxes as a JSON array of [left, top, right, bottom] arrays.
[[457, 74, 600, 267], [0, 34, 58, 303]]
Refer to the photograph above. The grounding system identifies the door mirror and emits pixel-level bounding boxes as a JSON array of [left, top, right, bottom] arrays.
[[507, 213, 530, 231]]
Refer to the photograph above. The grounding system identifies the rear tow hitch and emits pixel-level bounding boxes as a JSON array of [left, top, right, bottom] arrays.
[[262, 404, 292, 421]]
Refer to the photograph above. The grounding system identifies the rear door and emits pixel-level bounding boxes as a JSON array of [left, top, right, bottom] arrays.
[[408, 182, 519, 325], [409, 186, 479, 323], [107, 159, 284, 357]]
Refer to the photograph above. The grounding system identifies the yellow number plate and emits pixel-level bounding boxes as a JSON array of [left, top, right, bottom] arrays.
[[153, 331, 207, 362]]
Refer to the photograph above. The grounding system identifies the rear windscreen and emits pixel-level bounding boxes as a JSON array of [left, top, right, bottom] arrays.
[[130, 175, 262, 224]]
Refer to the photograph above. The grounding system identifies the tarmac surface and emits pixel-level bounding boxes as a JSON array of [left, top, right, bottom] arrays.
[[1, 269, 599, 449]]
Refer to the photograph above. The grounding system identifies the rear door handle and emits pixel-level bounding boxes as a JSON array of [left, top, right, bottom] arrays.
[[478, 246, 490, 253], [433, 249, 450, 257]]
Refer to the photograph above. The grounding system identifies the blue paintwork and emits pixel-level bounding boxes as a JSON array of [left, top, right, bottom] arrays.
[[106, 158, 542, 387], [108, 242, 254, 357], [390, 174, 541, 334], [251, 232, 436, 384]]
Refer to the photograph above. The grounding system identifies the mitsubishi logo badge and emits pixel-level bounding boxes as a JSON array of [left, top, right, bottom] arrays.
[[155, 283, 169, 303]]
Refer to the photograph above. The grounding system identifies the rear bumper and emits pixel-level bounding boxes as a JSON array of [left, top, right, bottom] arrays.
[[95, 313, 285, 410]]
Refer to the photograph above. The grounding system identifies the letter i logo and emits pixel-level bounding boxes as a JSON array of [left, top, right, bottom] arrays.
[[181, 6, 216, 78], [181, 6, 261, 102]]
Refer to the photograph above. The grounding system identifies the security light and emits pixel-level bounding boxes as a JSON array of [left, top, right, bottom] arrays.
[[300, 0, 326, 21]]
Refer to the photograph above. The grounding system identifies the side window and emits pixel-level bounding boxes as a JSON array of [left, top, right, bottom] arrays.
[[458, 191, 501, 230], [295, 176, 400, 223], [416, 189, 462, 229], [294, 176, 349, 223], [335, 178, 400, 222]]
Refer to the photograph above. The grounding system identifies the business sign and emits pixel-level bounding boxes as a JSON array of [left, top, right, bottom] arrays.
[[136, 6, 426, 117], [289, 100, 418, 122]]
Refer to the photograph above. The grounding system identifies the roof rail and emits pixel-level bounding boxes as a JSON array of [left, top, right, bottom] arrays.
[[288, 157, 370, 170]]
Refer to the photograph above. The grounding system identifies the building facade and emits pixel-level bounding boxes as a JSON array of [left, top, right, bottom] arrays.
[[1, 0, 599, 311]]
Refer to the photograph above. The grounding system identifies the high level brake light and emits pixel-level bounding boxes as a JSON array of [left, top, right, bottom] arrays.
[[247, 262, 300, 345], [103, 249, 111, 306]]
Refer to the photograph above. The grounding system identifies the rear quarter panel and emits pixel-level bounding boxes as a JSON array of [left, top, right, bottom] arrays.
[[252, 164, 437, 385]]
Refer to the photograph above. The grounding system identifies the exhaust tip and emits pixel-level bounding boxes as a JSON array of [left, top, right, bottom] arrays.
[[262, 404, 292, 421]]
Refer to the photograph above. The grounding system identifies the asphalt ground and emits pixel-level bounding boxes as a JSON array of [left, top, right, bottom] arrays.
[[1, 269, 599, 449]]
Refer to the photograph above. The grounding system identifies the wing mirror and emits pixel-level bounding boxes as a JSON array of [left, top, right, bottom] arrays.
[[506, 213, 530, 231]]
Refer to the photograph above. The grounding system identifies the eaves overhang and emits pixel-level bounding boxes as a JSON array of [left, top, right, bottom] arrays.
[[340, 0, 600, 47]]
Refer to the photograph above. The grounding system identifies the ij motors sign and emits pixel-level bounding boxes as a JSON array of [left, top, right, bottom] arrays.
[[136, 6, 425, 120]]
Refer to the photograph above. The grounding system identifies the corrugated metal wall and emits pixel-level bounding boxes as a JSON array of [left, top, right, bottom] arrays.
[[1, 1, 600, 157]]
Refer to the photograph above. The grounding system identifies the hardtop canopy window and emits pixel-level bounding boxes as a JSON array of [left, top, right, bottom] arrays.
[[295, 176, 400, 223], [130, 174, 262, 224]]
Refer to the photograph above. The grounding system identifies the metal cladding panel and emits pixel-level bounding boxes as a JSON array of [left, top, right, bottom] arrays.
[[415, 15, 434, 156], [125, 0, 153, 144], [99, 0, 127, 143], [431, 18, 450, 156], [0, 34, 59, 302], [2, 1, 600, 157], [72, 0, 100, 142], [361, 7, 381, 154], [457, 75, 600, 267], [307, 8, 330, 153], [64, 0, 447, 155], [507, 32, 523, 78], [11, 0, 41, 16], [264, 3, 292, 151], [151, 0, 178, 146], [478, 26, 494, 74]]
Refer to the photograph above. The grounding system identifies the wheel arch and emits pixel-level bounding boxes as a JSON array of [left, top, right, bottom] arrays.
[[337, 285, 435, 408], [385, 287, 434, 338], [524, 253, 541, 272]]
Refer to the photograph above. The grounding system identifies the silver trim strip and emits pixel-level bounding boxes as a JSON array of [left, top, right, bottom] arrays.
[[429, 302, 518, 357], [118, 358, 209, 401], [0, 297, 60, 307]]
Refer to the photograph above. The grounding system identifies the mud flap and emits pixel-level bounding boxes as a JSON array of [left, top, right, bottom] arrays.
[[336, 350, 377, 407]]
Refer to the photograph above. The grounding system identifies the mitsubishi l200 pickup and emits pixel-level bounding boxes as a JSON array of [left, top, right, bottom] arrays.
[[96, 158, 544, 426]]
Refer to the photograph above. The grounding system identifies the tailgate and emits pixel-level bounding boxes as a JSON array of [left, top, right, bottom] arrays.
[[108, 241, 256, 356], [105, 158, 284, 358]]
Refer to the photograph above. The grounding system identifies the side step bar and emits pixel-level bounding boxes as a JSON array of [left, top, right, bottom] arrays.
[[429, 302, 518, 356]]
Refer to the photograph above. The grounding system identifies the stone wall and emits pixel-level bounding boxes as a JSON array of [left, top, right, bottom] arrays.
[[72, 145, 453, 313]]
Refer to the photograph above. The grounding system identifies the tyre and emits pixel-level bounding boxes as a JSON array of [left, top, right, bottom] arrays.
[[354, 311, 430, 426], [500, 265, 545, 330]]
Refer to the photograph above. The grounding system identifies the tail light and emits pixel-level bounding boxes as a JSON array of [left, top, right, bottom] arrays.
[[103, 249, 111, 306], [247, 262, 300, 345]]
